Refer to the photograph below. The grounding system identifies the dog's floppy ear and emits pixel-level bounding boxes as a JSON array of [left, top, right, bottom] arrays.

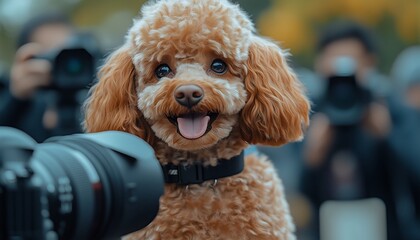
[[84, 45, 153, 143], [239, 36, 310, 146]]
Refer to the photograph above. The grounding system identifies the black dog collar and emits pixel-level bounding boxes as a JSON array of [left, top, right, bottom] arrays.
[[161, 151, 244, 185]]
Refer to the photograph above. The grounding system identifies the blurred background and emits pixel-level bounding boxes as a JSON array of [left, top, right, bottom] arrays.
[[0, 0, 418, 71], [0, 0, 419, 240]]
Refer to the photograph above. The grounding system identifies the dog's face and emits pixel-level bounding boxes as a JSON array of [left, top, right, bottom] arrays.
[[84, 0, 310, 152], [130, 0, 253, 150], [137, 55, 246, 150]]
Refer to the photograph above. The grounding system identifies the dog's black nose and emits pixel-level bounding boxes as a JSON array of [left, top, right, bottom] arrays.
[[174, 84, 204, 108]]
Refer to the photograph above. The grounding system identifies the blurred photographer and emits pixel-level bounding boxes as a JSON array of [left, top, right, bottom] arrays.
[[300, 21, 397, 239], [387, 46, 420, 240], [0, 13, 97, 142]]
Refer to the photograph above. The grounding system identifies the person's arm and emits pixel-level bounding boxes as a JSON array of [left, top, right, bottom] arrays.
[[303, 113, 334, 167], [0, 88, 31, 126], [0, 43, 51, 126]]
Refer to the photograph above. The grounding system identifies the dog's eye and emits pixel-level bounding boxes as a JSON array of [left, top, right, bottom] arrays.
[[210, 59, 227, 74], [155, 64, 172, 79]]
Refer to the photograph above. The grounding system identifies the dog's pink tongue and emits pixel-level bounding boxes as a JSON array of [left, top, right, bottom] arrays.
[[177, 115, 210, 139]]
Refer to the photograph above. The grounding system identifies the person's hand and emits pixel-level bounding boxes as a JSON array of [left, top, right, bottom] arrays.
[[363, 102, 391, 138], [9, 43, 51, 99], [303, 113, 335, 167]]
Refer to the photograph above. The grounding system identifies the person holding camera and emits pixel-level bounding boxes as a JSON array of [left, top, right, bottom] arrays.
[[386, 46, 420, 240], [300, 21, 399, 239], [0, 14, 94, 142]]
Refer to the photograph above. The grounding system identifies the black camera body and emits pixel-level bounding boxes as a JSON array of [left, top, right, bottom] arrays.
[[34, 46, 95, 90], [35, 48, 94, 90], [33, 33, 98, 91], [0, 127, 164, 240], [321, 57, 371, 126]]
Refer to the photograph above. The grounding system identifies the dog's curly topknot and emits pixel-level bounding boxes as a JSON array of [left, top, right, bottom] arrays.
[[128, 0, 254, 72]]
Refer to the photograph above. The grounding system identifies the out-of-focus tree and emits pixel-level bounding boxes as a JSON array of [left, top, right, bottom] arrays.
[[257, 0, 420, 71]]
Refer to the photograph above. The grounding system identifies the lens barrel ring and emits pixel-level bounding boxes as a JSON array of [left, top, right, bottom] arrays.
[[34, 143, 96, 239]]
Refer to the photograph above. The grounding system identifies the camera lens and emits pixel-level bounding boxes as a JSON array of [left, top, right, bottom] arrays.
[[54, 48, 94, 90], [64, 57, 84, 76], [26, 132, 164, 239]]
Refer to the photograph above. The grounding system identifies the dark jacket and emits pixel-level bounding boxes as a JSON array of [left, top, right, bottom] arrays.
[[0, 80, 84, 142]]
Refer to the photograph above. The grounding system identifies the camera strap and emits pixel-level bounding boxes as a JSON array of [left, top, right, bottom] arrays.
[[161, 151, 244, 185]]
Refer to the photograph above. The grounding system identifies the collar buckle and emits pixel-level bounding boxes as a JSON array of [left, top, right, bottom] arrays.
[[178, 164, 203, 185], [163, 163, 204, 185]]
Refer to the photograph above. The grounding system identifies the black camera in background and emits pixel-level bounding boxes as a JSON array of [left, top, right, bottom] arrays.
[[0, 127, 164, 240], [35, 47, 94, 91], [32, 32, 100, 92], [31, 32, 101, 137], [322, 74, 371, 126], [319, 57, 372, 127]]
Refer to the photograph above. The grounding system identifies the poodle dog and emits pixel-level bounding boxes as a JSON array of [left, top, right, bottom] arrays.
[[84, 0, 310, 239]]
